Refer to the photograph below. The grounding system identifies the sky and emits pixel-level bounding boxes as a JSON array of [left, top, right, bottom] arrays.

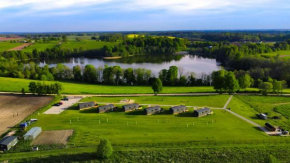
[[0, 0, 289, 32]]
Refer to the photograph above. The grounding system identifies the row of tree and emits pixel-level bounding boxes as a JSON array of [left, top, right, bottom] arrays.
[[28, 82, 63, 95], [212, 70, 287, 95]]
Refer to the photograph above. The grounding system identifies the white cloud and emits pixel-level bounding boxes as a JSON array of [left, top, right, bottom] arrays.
[[0, 0, 280, 16]]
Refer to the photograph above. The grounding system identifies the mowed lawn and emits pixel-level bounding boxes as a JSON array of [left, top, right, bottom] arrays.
[[0, 77, 217, 94], [0, 42, 23, 52], [60, 40, 118, 50], [27, 95, 266, 146], [261, 50, 290, 59], [228, 95, 290, 130]]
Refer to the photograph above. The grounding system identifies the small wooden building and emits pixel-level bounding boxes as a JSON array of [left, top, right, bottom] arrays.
[[144, 106, 161, 115], [122, 103, 139, 112], [265, 123, 278, 132], [169, 105, 187, 114], [78, 101, 96, 110], [97, 104, 114, 113], [193, 108, 212, 117], [0, 136, 18, 151]]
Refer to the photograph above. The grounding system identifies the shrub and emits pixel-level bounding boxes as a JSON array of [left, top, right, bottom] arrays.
[[97, 138, 113, 159]]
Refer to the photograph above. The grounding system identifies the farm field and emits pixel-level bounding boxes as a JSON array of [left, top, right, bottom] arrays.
[[24, 95, 267, 147], [60, 40, 117, 50], [0, 95, 53, 136], [261, 50, 290, 59], [32, 130, 74, 145], [0, 42, 23, 52], [228, 95, 290, 130], [21, 41, 59, 52]]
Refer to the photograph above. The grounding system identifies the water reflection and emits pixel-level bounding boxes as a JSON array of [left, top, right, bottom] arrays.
[[36, 54, 221, 76]]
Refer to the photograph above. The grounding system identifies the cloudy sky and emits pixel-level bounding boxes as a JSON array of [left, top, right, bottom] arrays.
[[0, 0, 289, 32]]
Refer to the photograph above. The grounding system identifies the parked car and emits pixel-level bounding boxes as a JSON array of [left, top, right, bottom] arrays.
[[62, 97, 69, 101], [53, 102, 63, 106]]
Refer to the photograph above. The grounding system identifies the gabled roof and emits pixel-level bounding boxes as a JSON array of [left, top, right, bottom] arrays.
[[24, 127, 42, 136], [194, 107, 211, 113], [170, 105, 186, 110], [123, 103, 139, 108], [98, 104, 114, 109], [145, 106, 161, 111], [79, 101, 95, 105], [0, 136, 18, 145]]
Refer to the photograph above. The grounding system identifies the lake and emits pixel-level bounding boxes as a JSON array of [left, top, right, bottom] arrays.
[[37, 54, 221, 77]]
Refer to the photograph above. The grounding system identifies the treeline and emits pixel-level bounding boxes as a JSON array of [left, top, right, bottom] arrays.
[[212, 70, 287, 95], [0, 58, 211, 86], [28, 82, 63, 95], [102, 36, 188, 57]]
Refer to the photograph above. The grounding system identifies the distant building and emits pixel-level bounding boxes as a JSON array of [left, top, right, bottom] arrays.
[[78, 101, 96, 110], [122, 103, 139, 112], [0, 136, 18, 151], [193, 108, 212, 117], [24, 127, 42, 140], [97, 104, 114, 113], [144, 106, 161, 115], [169, 105, 187, 114], [265, 123, 278, 132]]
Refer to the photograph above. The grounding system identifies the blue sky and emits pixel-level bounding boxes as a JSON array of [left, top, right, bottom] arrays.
[[0, 0, 289, 32]]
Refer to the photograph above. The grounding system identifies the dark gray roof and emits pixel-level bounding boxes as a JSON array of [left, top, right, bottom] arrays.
[[145, 106, 161, 111], [0, 136, 18, 145], [98, 104, 114, 109], [123, 103, 139, 108], [170, 105, 186, 110], [79, 101, 95, 105], [194, 107, 211, 113]]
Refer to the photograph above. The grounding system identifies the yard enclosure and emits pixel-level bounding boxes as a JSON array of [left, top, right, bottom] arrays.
[[0, 95, 53, 135]]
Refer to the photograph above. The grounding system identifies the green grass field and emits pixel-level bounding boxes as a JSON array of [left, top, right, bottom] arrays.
[[261, 50, 290, 59], [228, 95, 290, 130], [60, 40, 117, 50], [0, 77, 218, 94], [22, 41, 59, 52], [0, 42, 23, 52]]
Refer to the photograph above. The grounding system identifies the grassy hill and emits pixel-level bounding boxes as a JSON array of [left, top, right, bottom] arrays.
[[0, 42, 23, 52]]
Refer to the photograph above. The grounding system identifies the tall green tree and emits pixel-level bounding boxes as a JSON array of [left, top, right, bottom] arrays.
[[152, 78, 163, 95], [225, 72, 239, 94], [212, 70, 226, 93], [73, 65, 82, 81], [29, 82, 37, 94], [238, 74, 252, 90], [167, 66, 178, 86], [259, 82, 273, 95], [83, 65, 97, 83], [124, 68, 135, 85]]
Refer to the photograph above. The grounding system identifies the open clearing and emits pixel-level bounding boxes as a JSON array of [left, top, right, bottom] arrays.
[[0, 37, 24, 41], [0, 42, 23, 52], [44, 97, 82, 114], [32, 130, 74, 145], [8, 43, 31, 51], [0, 95, 53, 135]]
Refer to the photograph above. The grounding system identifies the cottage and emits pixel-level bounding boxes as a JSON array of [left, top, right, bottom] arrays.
[[193, 108, 212, 117], [78, 101, 96, 110], [144, 106, 161, 115], [257, 113, 267, 120], [122, 103, 139, 112], [169, 105, 187, 114], [24, 127, 42, 140], [265, 123, 278, 132], [0, 136, 18, 151], [97, 104, 114, 113]]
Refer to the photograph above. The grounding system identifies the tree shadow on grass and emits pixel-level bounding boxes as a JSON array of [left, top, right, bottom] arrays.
[[66, 106, 79, 110], [79, 108, 96, 114], [18, 152, 97, 163], [125, 110, 145, 115]]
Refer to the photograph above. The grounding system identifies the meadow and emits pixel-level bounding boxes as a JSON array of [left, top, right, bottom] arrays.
[[60, 40, 117, 50], [228, 95, 290, 130], [0, 42, 23, 52], [0, 77, 218, 94], [22, 41, 59, 52], [261, 50, 290, 59]]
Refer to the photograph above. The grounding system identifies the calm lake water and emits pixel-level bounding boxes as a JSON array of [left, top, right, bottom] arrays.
[[38, 54, 221, 76]]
